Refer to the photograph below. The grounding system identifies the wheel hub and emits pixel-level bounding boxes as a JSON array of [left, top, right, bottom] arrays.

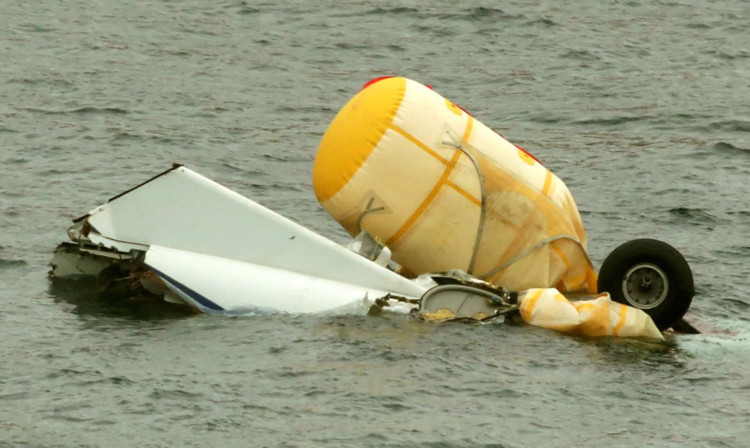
[[621, 263, 668, 309]]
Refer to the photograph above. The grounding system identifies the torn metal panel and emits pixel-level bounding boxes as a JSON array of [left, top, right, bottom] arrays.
[[49, 242, 137, 278], [144, 245, 406, 314], [82, 166, 424, 298], [51, 166, 426, 314]]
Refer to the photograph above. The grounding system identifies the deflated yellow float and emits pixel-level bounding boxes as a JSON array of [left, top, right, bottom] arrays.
[[314, 76, 597, 293], [418, 286, 664, 340], [518, 289, 663, 339]]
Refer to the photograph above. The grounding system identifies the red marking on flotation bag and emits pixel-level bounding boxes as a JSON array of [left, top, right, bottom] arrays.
[[359, 77, 543, 166], [456, 104, 472, 117], [361, 76, 395, 90]]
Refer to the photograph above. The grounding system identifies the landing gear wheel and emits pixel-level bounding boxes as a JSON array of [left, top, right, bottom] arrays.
[[597, 239, 694, 332]]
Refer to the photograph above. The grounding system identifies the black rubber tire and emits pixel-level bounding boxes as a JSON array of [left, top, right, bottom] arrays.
[[597, 239, 694, 332]]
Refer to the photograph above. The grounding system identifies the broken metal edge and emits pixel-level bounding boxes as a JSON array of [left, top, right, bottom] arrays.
[[49, 242, 137, 277], [72, 163, 184, 223]]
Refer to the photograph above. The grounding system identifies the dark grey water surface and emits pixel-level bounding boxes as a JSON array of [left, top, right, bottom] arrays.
[[2, 1, 750, 447]]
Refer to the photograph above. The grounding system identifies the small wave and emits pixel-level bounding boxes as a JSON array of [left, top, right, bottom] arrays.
[[112, 132, 144, 142], [260, 153, 289, 162], [713, 245, 750, 260], [71, 107, 129, 115], [365, 7, 419, 16], [668, 207, 715, 219], [665, 207, 724, 228], [653, 186, 693, 195], [229, 1, 260, 15], [437, 7, 527, 23], [46, 369, 136, 387], [17, 23, 57, 33], [162, 49, 193, 57], [333, 41, 375, 51], [19, 107, 129, 116], [707, 119, 750, 133], [721, 297, 750, 314], [0, 259, 27, 269], [714, 50, 750, 60], [573, 115, 652, 126], [652, 113, 716, 130], [560, 49, 601, 61], [525, 16, 557, 27], [713, 141, 750, 155], [527, 114, 567, 125], [468, 6, 504, 16], [148, 388, 203, 400], [685, 22, 712, 30], [220, 162, 266, 176], [8, 77, 75, 89], [237, 7, 260, 14], [464, 7, 510, 20]]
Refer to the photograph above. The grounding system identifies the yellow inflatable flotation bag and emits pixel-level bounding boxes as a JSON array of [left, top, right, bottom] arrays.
[[313, 76, 597, 293]]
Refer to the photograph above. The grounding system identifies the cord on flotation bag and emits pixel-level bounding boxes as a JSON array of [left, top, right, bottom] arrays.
[[314, 76, 597, 293]]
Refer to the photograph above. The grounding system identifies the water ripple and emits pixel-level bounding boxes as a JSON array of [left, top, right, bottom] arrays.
[[4, 0, 750, 446], [18, 106, 130, 116]]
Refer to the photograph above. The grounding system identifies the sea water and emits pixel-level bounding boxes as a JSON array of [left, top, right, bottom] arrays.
[[2, 1, 749, 446]]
